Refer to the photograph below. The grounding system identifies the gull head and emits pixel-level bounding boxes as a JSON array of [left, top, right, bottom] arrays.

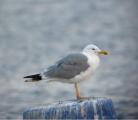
[[82, 44, 108, 56]]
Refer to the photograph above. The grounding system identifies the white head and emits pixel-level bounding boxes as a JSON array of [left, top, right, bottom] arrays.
[[82, 44, 108, 56]]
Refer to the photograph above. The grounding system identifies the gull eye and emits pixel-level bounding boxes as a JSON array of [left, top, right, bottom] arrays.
[[92, 48, 95, 50]]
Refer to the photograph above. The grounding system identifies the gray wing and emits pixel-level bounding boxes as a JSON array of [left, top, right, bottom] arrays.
[[43, 53, 89, 79]]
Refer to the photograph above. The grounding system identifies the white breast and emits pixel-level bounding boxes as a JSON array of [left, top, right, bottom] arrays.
[[69, 53, 100, 83]]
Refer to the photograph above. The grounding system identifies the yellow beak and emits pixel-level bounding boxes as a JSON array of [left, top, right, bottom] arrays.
[[98, 50, 108, 55]]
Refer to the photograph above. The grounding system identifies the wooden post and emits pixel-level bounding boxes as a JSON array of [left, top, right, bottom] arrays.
[[23, 97, 117, 119]]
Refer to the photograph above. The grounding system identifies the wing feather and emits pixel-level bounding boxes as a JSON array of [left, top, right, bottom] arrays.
[[43, 53, 89, 79]]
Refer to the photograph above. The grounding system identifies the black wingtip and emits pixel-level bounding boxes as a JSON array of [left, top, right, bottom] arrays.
[[24, 76, 28, 79], [23, 75, 30, 79], [23, 74, 42, 81], [23, 74, 40, 78], [23, 76, 31, 79]]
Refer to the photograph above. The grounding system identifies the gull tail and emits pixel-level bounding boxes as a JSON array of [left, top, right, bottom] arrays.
[[24, 74, 42, 82]]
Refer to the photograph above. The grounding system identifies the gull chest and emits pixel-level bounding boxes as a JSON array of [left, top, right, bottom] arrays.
[[70, 54, 100, 83]]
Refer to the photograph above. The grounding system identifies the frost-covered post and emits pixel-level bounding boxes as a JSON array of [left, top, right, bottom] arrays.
[[23, 97, 117, 119]]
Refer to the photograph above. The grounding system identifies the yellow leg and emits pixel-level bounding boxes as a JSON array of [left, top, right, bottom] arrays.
[[75, 83, 81, 99], [74, 83, 90, 100]]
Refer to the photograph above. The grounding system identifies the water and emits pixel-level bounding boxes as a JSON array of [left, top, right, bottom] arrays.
[[0, 0, 138, 119]]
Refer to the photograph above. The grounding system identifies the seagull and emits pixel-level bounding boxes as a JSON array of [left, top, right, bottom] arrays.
[[24, 44, 108, 100]]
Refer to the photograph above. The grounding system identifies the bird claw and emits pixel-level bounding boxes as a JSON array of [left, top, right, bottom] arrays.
[[77, 96, 91, 100]]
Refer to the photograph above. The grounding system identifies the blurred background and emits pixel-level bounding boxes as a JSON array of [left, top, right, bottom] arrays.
[[0, 0, 138, 119]]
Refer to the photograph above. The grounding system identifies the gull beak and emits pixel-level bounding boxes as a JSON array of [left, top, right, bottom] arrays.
[[98, 50, 108, 55]]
